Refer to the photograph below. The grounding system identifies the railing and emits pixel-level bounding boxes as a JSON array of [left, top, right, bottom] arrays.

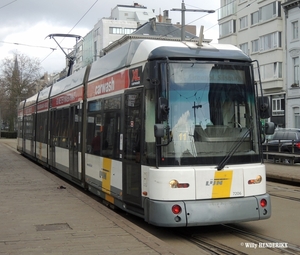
[[264, 139, 300, 164]]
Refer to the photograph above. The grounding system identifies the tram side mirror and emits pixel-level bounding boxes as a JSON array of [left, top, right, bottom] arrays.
[[158, 97, 169, 121], [154, 124, 165, 138], [258, 96, 270, 119], [265, 122, 275, 135]]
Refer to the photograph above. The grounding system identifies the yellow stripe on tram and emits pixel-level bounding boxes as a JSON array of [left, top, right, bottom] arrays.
[[212, 170, 233, 199], [102, 158, 112, 194]]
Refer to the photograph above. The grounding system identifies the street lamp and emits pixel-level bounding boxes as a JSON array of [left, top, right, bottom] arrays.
[[171, 0, 215, 41]]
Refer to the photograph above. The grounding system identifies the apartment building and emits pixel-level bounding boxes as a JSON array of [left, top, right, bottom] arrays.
[[72, 3, 155, 71], [218, 0, 286, 127], [71, 3, 199, 71], [282, 0, 300, 128]]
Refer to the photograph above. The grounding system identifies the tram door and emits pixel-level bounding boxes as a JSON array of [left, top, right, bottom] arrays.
[[123, 90, 143, 207], [69, 104, 80, 179]]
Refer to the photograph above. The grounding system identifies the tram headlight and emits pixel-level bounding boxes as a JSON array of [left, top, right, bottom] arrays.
[[248, 175, 262, 185], [169, 179, 179, 188]]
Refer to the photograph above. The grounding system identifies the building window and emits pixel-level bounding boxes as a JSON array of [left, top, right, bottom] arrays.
[[219, 20, 236, 37], [251, 11, 259, 25], [219, 0, 236, 19], [239, 15, 248, 30], [109, 27, 123, 34], [260, 32, 281, 51], [293, 57, 299, 85], [260, 62, 282, 81], [293, 107, 300, 128], [124, 28, 136, 34], [259, 1, 281, 23], [94, 41, 97, 61], [239, 42, 248, 55], [292, 21, 299, 40], [272, 96, 284, 116], [274, 62, 282, 78], [252, 39, 259, 53]]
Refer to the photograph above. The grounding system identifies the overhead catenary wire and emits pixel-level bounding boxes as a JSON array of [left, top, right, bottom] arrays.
[[0, 0, 17, 10], [0, 0, 99, 65], [0, 41, 58, 51], [42, 0, 99, 64]]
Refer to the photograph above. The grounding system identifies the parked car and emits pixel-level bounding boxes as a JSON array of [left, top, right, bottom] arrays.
[[263, 128, 300, 163]]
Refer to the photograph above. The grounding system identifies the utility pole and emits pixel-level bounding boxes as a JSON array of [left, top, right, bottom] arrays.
[[171, 1, 215, 41]]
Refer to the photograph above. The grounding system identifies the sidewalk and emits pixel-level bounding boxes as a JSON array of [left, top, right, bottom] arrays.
[[0, 139, 180, 255]]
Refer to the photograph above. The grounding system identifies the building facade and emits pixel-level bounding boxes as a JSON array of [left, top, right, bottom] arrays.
[[282, 0, 300, 128], [218, 0, 286, 127], [72, 3, 155, 72]]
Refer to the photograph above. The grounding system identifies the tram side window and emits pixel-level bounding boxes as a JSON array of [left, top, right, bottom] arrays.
[[86, 99, 102, 155], [18, 117, 23, 138], [102, 112, 120, 159], [36, 112, 48, 143], [86, 97, 121, 159], [53, 108, 69, 148], [144, 89, 156, 163], [24, 114, 34, 140], [102, 97, 121, 159]]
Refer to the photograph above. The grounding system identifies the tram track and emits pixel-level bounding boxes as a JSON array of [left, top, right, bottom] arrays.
[[221, 224, 300, 255], [269, 193, 300, 202], [181, 234, 247, 255], [177, 224, 300, 255], [268, 182, 300, 202]]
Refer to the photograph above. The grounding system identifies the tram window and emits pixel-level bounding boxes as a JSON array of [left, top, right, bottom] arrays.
[[36, 112, 48, 143], [102, 96, 121, 159], [18, 118, 23, 138], [145, 89, 156, 163], [86, 99, 102, 155], [24, 114, 34, 140], [102, 112, 120, 159], [88, 114, 103, 155], [53, 108, 69, 148], [86, 97, 121, 158]]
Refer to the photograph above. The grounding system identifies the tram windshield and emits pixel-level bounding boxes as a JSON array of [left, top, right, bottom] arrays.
[[158, 62, 261, 166]]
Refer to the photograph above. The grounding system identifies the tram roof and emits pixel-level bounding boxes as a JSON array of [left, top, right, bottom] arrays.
[[50, 66, 87, 97], [89, 38, 251, 82], [18, 100, 26, 110], [37, 86, 51, 102], [24, 93, 38, 107], [147, 42, 252, 62]]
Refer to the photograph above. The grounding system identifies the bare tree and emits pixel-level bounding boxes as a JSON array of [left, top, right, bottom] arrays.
[[0, 52, 41, 131]]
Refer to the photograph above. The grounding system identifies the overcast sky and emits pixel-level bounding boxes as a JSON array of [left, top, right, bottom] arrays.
[[0, 0, 220, 74]]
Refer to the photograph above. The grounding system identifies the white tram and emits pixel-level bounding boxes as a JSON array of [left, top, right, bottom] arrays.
[[17, 38, 275, 227]]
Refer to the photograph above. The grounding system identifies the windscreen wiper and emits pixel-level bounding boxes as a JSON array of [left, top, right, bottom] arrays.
[[216, 128, 251, 170]]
